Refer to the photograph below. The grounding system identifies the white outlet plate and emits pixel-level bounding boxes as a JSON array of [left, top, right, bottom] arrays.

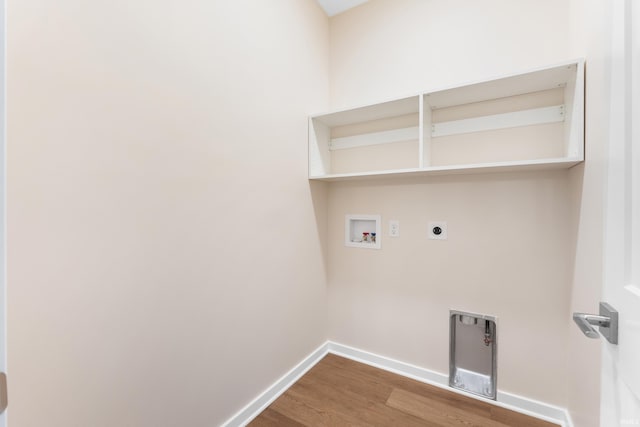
[[389, 220, 400, 237], [429, 221, 447, 240]]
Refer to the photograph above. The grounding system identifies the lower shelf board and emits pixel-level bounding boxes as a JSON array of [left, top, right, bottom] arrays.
[[248, 354, 560, 427], [308, 157, 583, 181]]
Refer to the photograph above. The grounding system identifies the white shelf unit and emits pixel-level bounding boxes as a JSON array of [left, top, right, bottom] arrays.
[[309, 59, 584, 181]]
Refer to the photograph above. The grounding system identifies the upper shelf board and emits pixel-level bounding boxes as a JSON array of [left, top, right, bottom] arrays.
[[424, 61, 579, 110], [312, 96, 419, 127]]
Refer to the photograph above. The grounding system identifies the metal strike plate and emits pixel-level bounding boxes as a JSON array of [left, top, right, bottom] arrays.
[[599, 302, 618, 345], [0, 372, 7, 414]]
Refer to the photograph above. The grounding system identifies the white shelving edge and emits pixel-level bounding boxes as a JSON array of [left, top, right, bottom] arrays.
[[308, 157, 583, 181], [308, 58, 583, 122], [308, 59, 585, 181]]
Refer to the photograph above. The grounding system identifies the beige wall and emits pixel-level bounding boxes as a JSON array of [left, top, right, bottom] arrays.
[[330, 0, 571, 108], [327, 0, 575, 407], [328, 172, 573, 405], [6, 0, 610, 425], [7, 1, 329, 426]]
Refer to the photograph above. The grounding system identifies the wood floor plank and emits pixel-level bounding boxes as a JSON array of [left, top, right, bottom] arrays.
[[283, 372, 435, 426], [489, 406, 560, 427], [249, 354, 561, 427], [266, 392, 360, 426], [306, 359, 394, 402], [386, 388, 511, 427], [321, 354, 493, 417], [247, 407, 305, 427]]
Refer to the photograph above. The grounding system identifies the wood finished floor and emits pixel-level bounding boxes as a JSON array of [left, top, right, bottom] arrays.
[[248, 354, 559, 427]]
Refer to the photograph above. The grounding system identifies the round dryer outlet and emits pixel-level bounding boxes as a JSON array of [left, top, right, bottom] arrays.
[[428, 221, 448, 240]]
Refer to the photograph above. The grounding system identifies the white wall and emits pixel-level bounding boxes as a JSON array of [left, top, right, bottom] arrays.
[[326, 0, 576, 407], [0, 0, 5, 425], [565, 1, 610, 425], [7, 1, 329, 426]]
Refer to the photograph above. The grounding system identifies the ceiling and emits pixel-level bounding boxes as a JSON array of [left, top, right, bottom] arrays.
[[315, 0, 369, 17]]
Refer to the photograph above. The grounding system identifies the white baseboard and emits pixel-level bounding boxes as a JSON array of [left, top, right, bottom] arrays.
[[221, 340, 573, 427], [498, 390, 574, 427], [327, 341, 449, 385], [220, 342, 329, 427]]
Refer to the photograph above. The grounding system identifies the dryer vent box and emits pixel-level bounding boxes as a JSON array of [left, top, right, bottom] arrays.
[[449, 310, 497, 400]]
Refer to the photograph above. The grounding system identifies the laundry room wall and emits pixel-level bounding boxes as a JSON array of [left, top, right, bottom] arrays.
[[325, 0, 576, 407], [7, 1, 330, 426]]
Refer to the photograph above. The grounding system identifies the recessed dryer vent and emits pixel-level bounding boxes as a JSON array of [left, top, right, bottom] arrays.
[[449, 310, 497, 400]]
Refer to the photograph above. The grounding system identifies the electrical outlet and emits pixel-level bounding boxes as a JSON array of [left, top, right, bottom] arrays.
[[389, 220, 400, 237], [429, 221, 447, 240]]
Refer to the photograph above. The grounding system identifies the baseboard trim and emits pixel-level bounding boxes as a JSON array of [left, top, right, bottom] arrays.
[[221, 340, 573, 427], [328, 341, 573, 427], [327, 341, 449, 386], [498, 390, 574, 427], [220, 342, 329, 427]]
